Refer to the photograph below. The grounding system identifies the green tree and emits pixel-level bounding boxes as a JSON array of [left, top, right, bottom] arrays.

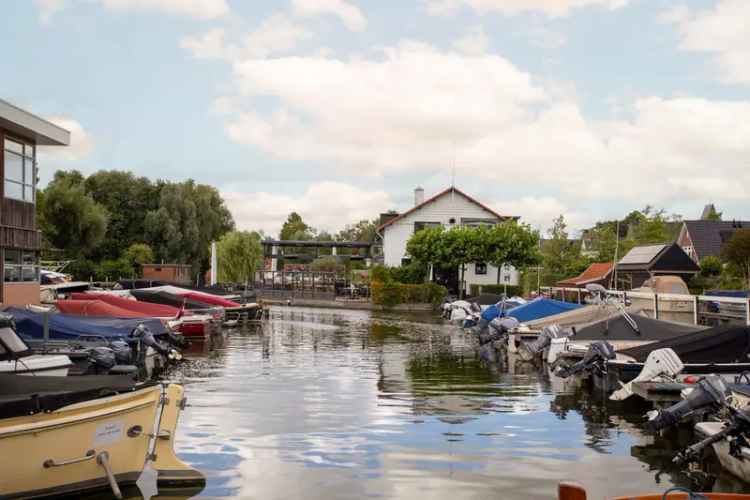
[[722, 230, 750, 290], [309, 255, 345, 273], [699, 256, 723, 277], [39, 172, 109, 257], [84, 170, 161, 261], [124, 243, 155, 265], [280, 212, 313, 240], [703, 205, 723, 221], [216, 231, 263, 283], [485, 221, 541, 276], [336, 219, 377, 243], [541, 215, 587, 285]]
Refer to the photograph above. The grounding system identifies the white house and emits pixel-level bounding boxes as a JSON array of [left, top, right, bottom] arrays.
[[377, 186, 520, 296]]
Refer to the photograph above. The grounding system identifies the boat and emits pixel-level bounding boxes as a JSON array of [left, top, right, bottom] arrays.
[[0, 374, 204, 498], [0, 315, 72, 376], [557, 482, 750, 499], [504, 297, 582, 323], [142, 285, 267, 322]]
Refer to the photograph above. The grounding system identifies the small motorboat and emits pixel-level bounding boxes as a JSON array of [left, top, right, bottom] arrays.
[[0, 374, 204, 498], [558, 482, 750, 499], [0, 315, 72, 376]]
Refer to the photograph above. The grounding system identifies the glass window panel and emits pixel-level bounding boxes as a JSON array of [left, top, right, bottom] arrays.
[[4, 181, 22, 200], [24, 159, 34, 185], [5, 152, 23, 182], [4, 266, 20, 282], [22, 266, 36, 282], [4, 249, 20, 265], [5, 181, 22, 200], [22, 252, 36, 265], [24, 143, 35, 159], [4, 139, 22, 154], [24, 185, 34, 202]]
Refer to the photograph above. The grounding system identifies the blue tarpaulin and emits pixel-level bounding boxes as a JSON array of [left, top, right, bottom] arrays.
[[506, 298, 582, 322], [6, 307, 168, 342]]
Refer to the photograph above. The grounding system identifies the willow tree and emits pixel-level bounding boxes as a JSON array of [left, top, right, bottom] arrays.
[[216, 231, 263, 284]]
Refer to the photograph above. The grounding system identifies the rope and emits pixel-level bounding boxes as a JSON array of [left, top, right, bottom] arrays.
[[661, 487, 708, 500]]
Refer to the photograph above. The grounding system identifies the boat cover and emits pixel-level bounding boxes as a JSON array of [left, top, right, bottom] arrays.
[[143, 286, 241, 308], [5, 307, 169, 341], [618, 325, 750, 363], [507, 298, 582, 323], [118, 279, 240, 297], [572, 312, 706, 342], [56, 300, 152, 318], [71, 292, 179, 317], [0, 374, 140, 419], [130, 289, 212, 310]]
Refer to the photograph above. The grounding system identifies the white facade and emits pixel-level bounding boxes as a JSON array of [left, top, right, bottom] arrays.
[[380, 188, 519, 294]]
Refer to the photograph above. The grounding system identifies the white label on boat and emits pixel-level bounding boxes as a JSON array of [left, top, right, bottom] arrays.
[[94, 420, 124, 447]]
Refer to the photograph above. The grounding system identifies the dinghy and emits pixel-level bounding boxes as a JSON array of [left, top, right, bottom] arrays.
[[0, 315, 72, 376]]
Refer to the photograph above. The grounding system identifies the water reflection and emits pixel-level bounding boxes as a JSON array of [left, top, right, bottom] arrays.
[[152, 306, 750, 500]]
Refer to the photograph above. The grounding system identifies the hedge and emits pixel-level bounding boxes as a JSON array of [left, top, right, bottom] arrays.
[[371, 281, 447, 308], [468, 284, 522, 297]]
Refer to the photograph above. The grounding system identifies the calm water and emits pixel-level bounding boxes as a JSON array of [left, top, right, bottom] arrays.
[[161, 306, 750, 500]]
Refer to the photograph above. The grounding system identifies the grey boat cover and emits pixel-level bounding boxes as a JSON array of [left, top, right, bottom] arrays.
[[618, 325, 750, 364], [571, 312, 706, 342], [0, 374, 140, 419]]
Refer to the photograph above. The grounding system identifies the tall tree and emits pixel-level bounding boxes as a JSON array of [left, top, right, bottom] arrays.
[[540, 215, 587, 285], [39, 172, 109, 257], [336, 220, 377, 243], [722, 230, 750, 290], [216, 231, 263, 283], [280, 212, 313, 240], [486, 221, 541, 280]]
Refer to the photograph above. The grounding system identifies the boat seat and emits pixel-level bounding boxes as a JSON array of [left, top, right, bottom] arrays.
[[109, 365, 138, 375], [730, 384, 750, 398]]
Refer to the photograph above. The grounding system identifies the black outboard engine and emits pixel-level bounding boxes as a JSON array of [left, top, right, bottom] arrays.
[[478, 317, 519, 346], [109, 340, 133, 365], [132, 323, 183, 363], [519, 324, 568, 360], [673, 406, 750, 465], [645, 375, 729, 432], [555, 341, 616, 379], [87, 347, 117, 374]]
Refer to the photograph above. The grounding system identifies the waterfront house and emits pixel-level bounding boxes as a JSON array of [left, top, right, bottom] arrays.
[[142, 263, 193, 284], [616, 242, 699, 290], [377, 186, 517, 296], [0, 99, 70, 305], [677, 219, 750, 263]]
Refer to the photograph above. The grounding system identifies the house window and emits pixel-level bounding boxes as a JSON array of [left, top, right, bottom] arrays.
[[3, 138, 35, 203], [414, 221, 441, 233], [4, 250, 39, 282], [475, 263, 487, 275]]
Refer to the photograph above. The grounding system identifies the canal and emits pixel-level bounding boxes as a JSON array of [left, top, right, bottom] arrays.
[[167, 306, 750, 499]]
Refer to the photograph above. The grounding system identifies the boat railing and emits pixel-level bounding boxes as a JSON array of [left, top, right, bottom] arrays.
[[539, 286, 750, 326]]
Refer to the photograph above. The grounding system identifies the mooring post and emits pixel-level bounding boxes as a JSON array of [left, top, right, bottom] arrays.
[[746, 297, 750, 326], [653, 293, 659, 320], [693, 295, 699, 325]]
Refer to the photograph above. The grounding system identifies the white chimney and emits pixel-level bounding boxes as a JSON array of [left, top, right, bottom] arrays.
[[414, 186, 424, 206]]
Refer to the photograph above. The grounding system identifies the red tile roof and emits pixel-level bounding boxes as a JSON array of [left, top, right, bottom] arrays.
[[556, 262, 614, 287], [376, 187, 515, 232]]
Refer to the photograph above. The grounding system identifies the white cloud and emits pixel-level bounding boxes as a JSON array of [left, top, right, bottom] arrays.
[[35, 0, 229, 21], [665, 0, 750, 84], [181, 15, 313, 61], [222, 182, 392, 235], [491, 197, 594, 233], [292, 0, 367, 32], [38, 117, 94, 161], [423, 0, 628, 17], [452, 26, 489, 55], [215, 40, 750, 216]]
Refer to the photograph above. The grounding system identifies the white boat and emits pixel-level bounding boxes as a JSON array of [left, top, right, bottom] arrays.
[[0, 317, 72, 376]]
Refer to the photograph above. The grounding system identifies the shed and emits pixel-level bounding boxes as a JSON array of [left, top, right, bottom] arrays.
[[616, 243, 699, 289], [556, 262, 614, 288], [141, 263, 192, 284]]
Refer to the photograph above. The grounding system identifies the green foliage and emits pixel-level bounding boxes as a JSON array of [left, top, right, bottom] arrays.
[[309, 255, 345, 273], [280, 212, 313, 240], [540, 215, 588, 286], [703, 205, 723, 221], [699, 256, 723, 277], [216, 231, 263, 283], [144, 180, 234, 273], [97, 257, 135, 281], [336, 219, 377, 243], [66, 258, 98, 282], [368, 263, 426, 285], [371, 281, 447, 308], [39, 172, 109, 257], [722, 230, 750, 289]]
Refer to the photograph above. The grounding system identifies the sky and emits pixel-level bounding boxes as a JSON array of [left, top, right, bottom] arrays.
[[3, 0, 749, 236]]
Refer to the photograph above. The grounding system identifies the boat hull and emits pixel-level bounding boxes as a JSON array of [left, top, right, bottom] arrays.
[[695, 421, 750, 483]]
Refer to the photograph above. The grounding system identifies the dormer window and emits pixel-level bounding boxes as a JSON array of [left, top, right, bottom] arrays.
[[4, 138, 35, 203]]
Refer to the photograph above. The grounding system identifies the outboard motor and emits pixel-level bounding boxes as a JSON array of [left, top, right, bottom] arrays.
[[478, 317, 519, 346], [132, 324, 183, 363], [673, 406, 750, 465], [109, 340, 133, 365], [87, 347, 117, 374], [610, 348, 684, 401], [645, 375, 729, 433], [555, 341, 616, 379], [519, 324, 570, 361]]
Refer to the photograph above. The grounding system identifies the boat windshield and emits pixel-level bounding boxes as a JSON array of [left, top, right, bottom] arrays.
[[0, 327, 29, 354]]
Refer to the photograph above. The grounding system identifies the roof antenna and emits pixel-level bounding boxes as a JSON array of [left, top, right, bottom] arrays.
[[451, 141, 456, 189]]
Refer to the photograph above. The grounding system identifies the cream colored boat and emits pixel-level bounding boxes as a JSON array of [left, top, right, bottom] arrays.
[[0, 377, 204, 499]]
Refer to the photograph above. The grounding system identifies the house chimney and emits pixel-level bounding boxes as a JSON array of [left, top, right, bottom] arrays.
[[414, 186, 424, 206]]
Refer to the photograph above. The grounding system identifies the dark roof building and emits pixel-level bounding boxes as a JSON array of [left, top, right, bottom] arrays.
[[677, 220, 750, 263], [616, 242, 699, 290]]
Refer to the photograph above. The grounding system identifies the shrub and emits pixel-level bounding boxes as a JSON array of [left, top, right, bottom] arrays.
[[699, 256, 723, 277], [468, 284, 522, 297], [371, 281, 447, 308], [369, 263, 427, 284]]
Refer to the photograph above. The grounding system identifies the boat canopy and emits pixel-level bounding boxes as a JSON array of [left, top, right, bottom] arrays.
[[572, 312, 706, 342], [143, 286, 241, 308], [5, 307, 169, 342], [619, 325, 750, 363], [508, 298, 582, 323], [56, 300, 153, 318], [129, 289, 216, 310], [71, 292, 179, 317]]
